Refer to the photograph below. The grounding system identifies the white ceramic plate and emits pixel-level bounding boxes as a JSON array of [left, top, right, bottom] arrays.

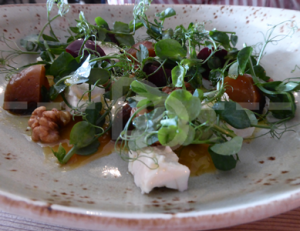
[[1, 4, 300, 231]]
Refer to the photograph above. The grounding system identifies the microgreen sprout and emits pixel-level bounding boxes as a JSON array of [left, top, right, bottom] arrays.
[[3, 1, 300, 174]]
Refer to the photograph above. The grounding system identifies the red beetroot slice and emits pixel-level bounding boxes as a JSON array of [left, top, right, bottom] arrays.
[[66, 39, 106, 58], [197, 47, 228, 80], [143, 63, 172, 88]]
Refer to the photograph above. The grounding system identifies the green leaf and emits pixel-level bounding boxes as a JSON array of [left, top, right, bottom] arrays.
[[207, 56, 222, 70], [52, 144, 66, 164], [136, 44, 149, 63], [42, 34, 59, 42], [97, 29, 107, 41], [95, 16, 109, 28], [50, 52, 78, 76], [40, 51, 52, 62], [165, 89, 201, 121], [129, 19, 144, 32], [261, 81, 282, 91], [263, 82, 297, 118], [158, 126, 178, 146], [228, 62, 239, 79], [267, 92, 296, 119], [113, 22, 134, 46], [226, 49, 239, 60], [213, 101, 251, 129], [136, 99, 154, 108], [253, 65, 270, 82], [195, 126, 214, 141], [114, 21, 130, 33], [209, 147, 237, 171], [209, 69, 223, 86], [210, 136, 243, 155], [115, 34, 135, 47], [160, 117, 177, 126], [158, 122, 195, 146], [162, 28, 174, 40], [79, 11, 86, 22], [230, 34, 238, 47], [181, 123, 195, 146], [237, 46, 253, 75], [171, 65, 186, 87], [245, 109, 258, 125], [70, 26, 80, 33], [70, 121, 95, 149], [76, 140, 100, 156], [132, 107, 165, 131], [85, 102, 102, 125], [130, 80, 167, 100], [197, 104, 217, 124], [49, 86, 59, 100], [209, 31, 230, 49], [156, 8, 176, 20], [154, 39, 187, 61], [111, 77, 134, 100], [88, 68, 110, 85], [180, 59, 200, 71], [193, 89, 204, 101], [128, 129, 158, 151], [147, 26, 161, 40], [275, 82, 300, 92], [50, 48, 67, 55]]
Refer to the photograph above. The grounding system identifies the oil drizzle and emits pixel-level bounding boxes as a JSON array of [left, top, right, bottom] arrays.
[[43, 118, 115, 171], [174, 144, 216, 176], [4, 111, 215, 175]]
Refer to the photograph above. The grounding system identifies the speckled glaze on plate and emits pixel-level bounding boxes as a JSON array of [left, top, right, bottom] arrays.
[[1, 4, 300, 231]]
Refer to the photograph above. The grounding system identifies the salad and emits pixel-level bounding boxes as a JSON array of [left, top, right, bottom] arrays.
[[1, 0, 299, 194]]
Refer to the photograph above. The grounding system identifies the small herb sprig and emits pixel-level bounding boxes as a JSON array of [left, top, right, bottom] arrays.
[[2, 0, 300, 171]]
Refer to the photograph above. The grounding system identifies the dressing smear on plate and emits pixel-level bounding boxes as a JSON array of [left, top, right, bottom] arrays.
[[1, 0, 299, 194]]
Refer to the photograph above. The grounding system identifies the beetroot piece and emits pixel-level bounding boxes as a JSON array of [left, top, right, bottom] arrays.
[[111, 103, 132, 140], [197, 47, 228, 79], [66, 39, 106, 58], [197, 47, 212, 61], [214, 49, 228, 60], [197, 47, 211, 79], [143, 63, 172, 88]]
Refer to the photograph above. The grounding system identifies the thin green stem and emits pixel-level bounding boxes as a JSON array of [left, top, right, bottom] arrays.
[[61, 145, 78, 164], [88, 83, 92, 102], [146, 59, 167, 78], [212, 124, 236, 138], [37, 15, 60, 42]]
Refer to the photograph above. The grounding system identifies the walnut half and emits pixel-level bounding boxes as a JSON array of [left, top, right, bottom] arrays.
[[28, 106, 71, 143]]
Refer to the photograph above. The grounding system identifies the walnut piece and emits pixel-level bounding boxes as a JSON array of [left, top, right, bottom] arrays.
[[28, 106, 71, 143]]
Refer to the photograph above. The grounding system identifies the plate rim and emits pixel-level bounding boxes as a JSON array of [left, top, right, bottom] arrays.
[[1, 3, 300, 230], [1, 189, 300, 230]]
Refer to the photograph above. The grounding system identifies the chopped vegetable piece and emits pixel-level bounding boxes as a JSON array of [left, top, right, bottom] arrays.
[[66, 39, 106, 58], [224, 74, 266, 113], [127, 41, 156, 59], [3, 65, 47, 114]]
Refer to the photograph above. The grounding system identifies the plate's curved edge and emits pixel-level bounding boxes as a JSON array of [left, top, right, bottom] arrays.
[[1, 3, 300, 231], [1, 189, 300, 231]]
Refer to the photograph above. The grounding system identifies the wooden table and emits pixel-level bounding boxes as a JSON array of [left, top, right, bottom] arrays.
[[0, 207, 300, 231]]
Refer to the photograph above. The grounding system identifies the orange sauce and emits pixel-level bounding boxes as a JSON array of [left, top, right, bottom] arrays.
[[44, 118, 216, 176], [43, 117, 115, 171], [174, 144, 216, 176], [42, 115, 215, 175]]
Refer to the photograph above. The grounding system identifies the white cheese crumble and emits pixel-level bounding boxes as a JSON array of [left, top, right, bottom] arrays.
[[128, 146, 190, 194], [64, 83, 105, 112]]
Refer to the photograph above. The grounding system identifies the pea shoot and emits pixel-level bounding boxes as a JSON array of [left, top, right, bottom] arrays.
[[1, 0, 300, 174]]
